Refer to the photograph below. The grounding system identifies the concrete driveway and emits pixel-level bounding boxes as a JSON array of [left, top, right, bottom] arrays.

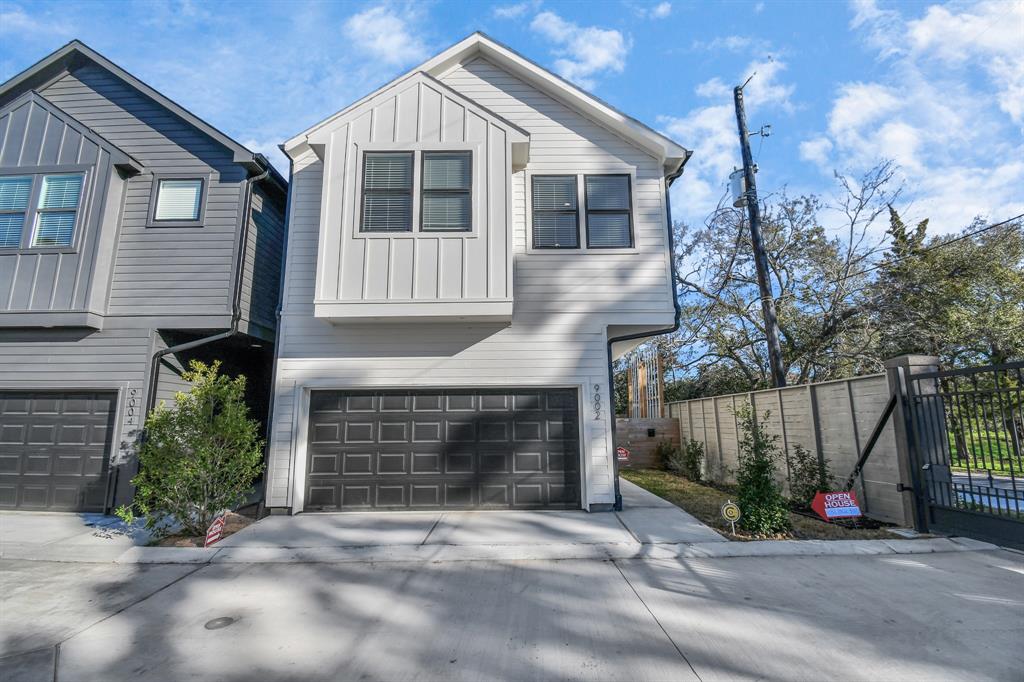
[[3, 549, 1021, 681]]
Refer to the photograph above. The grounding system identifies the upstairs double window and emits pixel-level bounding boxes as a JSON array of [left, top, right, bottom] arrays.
[[0, 172, 84, 249], [360, 150, 472, 233], [531, 174, 634, 250]]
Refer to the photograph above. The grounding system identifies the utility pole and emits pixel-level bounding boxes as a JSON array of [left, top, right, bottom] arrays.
[[734, 80, 787, 388]]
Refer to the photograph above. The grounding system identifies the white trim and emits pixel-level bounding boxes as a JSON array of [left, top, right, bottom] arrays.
[[313, 299, 513, 323], [285, 33, 685, 173]]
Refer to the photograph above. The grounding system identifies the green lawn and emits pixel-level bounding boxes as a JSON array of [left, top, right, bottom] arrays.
[[620, 469, 902, 541], [948, 430, 1022, 476]]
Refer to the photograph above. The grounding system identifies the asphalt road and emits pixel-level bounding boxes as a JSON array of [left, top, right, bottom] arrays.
[[3, 549, 1022, 681]]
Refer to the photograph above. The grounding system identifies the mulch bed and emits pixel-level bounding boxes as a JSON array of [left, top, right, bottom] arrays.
[[621, 468, 920, 542], [153, 512, 254, 547]]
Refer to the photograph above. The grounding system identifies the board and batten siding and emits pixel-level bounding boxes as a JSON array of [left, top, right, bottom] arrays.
[[0, 94, 124, 318], [311, 75, 512, 311], [39, 64, 246, 320], [267, 57, 677, 510]]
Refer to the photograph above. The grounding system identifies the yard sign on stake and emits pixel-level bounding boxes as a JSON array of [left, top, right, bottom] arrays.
[[811, 491, 862, 521], [205, 513, 227, 547]]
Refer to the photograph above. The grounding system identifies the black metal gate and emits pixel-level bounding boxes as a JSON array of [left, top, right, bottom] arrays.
[[904, 362, 1023, 549]]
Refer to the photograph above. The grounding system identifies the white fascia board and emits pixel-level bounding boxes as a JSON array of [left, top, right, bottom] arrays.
[[284, 33, 687, 174]]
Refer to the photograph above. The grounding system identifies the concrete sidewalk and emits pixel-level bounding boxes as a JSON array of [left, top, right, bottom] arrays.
[[0, 479, 1001, 564]]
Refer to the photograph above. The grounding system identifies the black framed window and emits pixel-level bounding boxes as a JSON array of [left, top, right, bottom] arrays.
[[360, 152, 413, 232], [421, 151, 472, 232], [531, 175, 579, 249], [585, 175, 632, 248]]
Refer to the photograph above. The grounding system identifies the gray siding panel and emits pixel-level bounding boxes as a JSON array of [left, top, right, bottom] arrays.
[[0, 95, 119, 318], [40, 64, 246, 320], [239, 183, 285, 333]]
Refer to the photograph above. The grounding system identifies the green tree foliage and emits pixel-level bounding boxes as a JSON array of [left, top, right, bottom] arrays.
[[873, 209, 1024, 366], [117, 361, 264, 536], [787, 444, 834, 509], [735, 405, 790, 535], [640, 160, 1024, 401]]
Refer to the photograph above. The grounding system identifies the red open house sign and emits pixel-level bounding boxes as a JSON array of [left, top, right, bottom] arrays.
[[811, 491, 862, 521], [616, 447, 630, 461]]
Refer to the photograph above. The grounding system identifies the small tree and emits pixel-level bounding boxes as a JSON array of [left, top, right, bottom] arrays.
[[787, 444, 834, 508], [117, 361, 264, 536], [735, 405, 790, 535]]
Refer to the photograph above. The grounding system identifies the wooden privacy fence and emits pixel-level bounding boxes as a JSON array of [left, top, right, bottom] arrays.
[[666, 373, 908, 525]]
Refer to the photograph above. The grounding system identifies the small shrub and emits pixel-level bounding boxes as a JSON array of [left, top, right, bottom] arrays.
[[116, 360, 264, 536], [655, 440, 681, 470], [664, 439, 704, 481], [735, 405, 790, 535], [788, 444, 834, 508]]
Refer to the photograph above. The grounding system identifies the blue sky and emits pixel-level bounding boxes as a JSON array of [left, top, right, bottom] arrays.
[[1, 0, 1021, 233]]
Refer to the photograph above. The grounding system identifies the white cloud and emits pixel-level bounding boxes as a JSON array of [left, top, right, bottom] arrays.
[[660, 59, 794, 221], [343, 5, 429, 67], [0, 3, 72, 36], [493, 1, 540, 19], [799, 136, 832, 167], [651, 2, 672, 19], [695, 77, 730, 99], [692, 35, 754, 52], [530, 11, 630, 89], [798, 1, 1024, 233]]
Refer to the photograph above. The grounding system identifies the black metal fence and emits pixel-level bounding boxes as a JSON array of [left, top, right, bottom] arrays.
[[906, 362, 1023, 546]]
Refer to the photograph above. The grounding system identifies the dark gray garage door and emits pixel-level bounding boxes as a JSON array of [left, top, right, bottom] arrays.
[[0, 391, 116, 511], [306, 389, 581, 510]]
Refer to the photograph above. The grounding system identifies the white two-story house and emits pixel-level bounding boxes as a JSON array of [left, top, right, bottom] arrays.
[[265, 33, 690, 513]]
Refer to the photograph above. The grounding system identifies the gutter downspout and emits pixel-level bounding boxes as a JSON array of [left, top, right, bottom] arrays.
[[605, 154, 690, 511]]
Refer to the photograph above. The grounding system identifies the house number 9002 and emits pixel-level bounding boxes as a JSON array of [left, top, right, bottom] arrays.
[[592, 383, 602, 421]]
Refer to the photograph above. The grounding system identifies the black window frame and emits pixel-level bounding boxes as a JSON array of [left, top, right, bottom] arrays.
[[531, 174, 580, 250], [420, 150, 473, 233], [584, 174, 633, 249], [359, 151, 414, 233], [146, 174, 208, 228]]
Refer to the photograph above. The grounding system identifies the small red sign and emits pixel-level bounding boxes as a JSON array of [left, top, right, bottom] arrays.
[[811, 491, 862, 521], [205, 514, 227, 547], [616, 446, 630, 461]]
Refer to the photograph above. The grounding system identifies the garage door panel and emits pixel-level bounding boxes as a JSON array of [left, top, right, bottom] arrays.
[[306, 389, 582, 511], [0, 391, 115, 512]]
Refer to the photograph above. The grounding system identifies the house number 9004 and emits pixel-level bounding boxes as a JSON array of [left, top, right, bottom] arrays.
[[592, 383, 602, 421]]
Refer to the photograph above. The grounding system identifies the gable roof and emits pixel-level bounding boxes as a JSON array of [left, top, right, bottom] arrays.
[[301, 70, 532, 169], [0, 40, 279, 182], [285, 32, 691, 176], [0, 90, 144, 173]]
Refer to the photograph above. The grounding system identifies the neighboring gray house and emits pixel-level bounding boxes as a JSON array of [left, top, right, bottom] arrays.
[[0, 42, 287, 512], [266, 34, 689, 513]]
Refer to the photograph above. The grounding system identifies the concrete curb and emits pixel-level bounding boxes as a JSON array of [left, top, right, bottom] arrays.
[[2, 536, 1001, 564]]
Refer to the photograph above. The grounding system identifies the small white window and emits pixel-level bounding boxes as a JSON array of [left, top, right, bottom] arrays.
[[153, 178, 204, 222], [32, 174, 83, 247], [360, 152, 413, 232], [421, 151, 472, 232], [0, 175, 33, 248]]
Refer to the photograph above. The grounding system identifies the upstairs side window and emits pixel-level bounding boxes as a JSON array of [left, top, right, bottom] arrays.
[[153, 178, 204, 224], [0, 175, 33, 248], [361, 152, 413, 232], [421, 151, 472, 232], [531, 175, 579, 249], [585, 175, 633, 248], [32, 174, 84, 247]]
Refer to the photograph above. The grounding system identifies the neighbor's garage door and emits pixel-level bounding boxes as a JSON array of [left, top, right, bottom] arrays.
[[306, 389, 581, 510], [0, 391, 116, 511]]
